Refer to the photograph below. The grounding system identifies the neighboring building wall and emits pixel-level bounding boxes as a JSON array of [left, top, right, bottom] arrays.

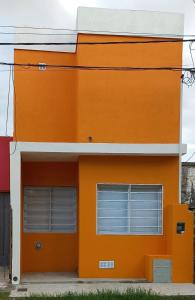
[[182, 163, 195, 203], [21, 162, 78, 273], [0, 137, 12, 192]]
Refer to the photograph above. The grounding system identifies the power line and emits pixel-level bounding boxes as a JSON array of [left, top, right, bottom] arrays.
[[182, 70, 195, 87], [0, 61, 194, 72], [184, 152, 195, 163], [0, 25, 77, 31], [0, 24, 194, 38], [1, 65, 193, 73], [182, 41, 195, 87], [0, 39, 194, 46], [0, 31, 195, 38], [189, 42, 195, 68], [0, 31, 76, 36], [1, 61, 194, 86]]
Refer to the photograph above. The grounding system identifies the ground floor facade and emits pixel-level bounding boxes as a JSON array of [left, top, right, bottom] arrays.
[[10, 142, 193, 284]]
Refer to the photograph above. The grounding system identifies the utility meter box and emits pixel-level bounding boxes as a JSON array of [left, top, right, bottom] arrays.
[[153, 259, 172, 283]]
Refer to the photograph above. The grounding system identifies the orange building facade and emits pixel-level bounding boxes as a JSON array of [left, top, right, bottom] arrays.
[[10, 7, 193, 284]]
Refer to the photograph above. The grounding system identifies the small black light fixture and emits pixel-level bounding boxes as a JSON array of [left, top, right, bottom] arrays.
[[88, 136, 93, 143]]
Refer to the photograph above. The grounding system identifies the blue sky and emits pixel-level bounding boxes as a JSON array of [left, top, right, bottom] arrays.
[[0, 0, 195, 161]]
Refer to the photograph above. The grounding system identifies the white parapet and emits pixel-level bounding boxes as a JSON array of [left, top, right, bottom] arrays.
[[77, 7, 184, 38], [12, 142, 187, 161]]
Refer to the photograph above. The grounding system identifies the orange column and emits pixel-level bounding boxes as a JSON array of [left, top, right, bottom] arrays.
[[165, 204, 193, 283]]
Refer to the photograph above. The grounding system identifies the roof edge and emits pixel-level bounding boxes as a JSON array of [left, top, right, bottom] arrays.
[[77, 6, 184, 39]]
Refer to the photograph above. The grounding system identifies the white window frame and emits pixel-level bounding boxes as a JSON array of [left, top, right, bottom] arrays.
[[23, 186, 77, 233], [96, 183, 163, 236]]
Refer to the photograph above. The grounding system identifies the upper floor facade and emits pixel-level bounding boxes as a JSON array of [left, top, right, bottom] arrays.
[[13, 7, 184, 144]]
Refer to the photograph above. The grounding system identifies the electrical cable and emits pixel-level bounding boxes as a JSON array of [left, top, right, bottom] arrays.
[[0, 31, 194, 38], [0, 31, 76, 36], [184, 152, 195, 163], [189, 42, 195, 68], [0, 24, 194, 38], [1, 61, 194, 88], [182, 41, 195, 86], [0, 61, 194, 72], [0, 39, 193, 46]]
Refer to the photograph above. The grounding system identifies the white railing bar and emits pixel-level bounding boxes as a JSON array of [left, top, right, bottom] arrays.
[[98, 225, 162, 228], [98, 199, 161, 202], [98, 191, 162, 194], [97, 208, 162, 211], [98, 217, 159, 219], [98, 200, 128, 202]]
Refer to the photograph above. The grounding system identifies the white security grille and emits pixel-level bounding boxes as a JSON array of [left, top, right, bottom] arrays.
[[97, 184, 162, 235], [24, 187, 76, 233]]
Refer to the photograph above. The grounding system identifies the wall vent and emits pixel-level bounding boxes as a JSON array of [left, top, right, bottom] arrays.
[[38, 63, 47, 71], [99, 260, 115, 269]]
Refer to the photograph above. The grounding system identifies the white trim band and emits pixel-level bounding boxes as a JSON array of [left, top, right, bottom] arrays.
[[11, 142, 187, 161]]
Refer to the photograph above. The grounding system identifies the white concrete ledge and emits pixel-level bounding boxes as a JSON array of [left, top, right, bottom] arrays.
[[10, 142, 187, 162]]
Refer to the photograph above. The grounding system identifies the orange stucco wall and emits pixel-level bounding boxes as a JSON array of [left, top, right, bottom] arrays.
[[145, 205, 193, 283], [76, 35, 182, 143], [21, 162, 78, 273], [14, 34, 182, 143], [78, 155, 183, 279], [14, 50, 77, 142], [165, 204, 193, 282], [20, 156, 193, 281]]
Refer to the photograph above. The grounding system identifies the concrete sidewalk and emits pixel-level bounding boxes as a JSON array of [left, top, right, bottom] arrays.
[[10, 282, 195, 297]]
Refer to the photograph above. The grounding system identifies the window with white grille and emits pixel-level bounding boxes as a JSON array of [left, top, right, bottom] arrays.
[[24, 187, 76, 233], [97, 184, 162, 235]]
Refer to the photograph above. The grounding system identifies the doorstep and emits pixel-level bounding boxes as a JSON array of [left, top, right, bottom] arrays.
[[21, 272, 147, 284]]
